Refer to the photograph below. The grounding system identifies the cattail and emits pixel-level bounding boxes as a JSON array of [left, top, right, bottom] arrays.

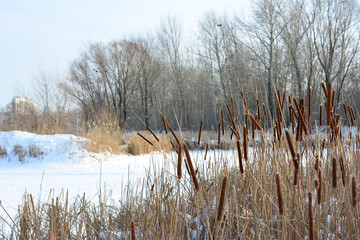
[[281, 91, 286, 111], [243, 126, 248, 161], [236, 140, 244, 174], [276, 173, 284, 216], [170, 140, 177, 153], [319, 105, 323, 128], [168, 124, 180, 145], [131, 221, 136, 240], [221, 109, 225, 135], [317, 170, 322, 205], [183, 144, 200, 191], [263, 103, 269, 121], [204, 143, 209, 160], [339, 156, 346, 186], [344, 104, 350, 127], [315, 155, 319, 173], [350, 106, 356, 122], [257, 99, 261, 121], [161, 114, 168, 134], [331, 90, 335, 110], [137, 133, 153, 146], [146, 125, 159, 142], [293, 98, 308, 135], [327, 82, 332, 126], [241, 91, 249, 111], [228, 125, 240, 140], [293, 153, 300, 186], [321, 82, 328, 97], [309, 88, 312, 134], [249, 113, 262, 131], [177, 144, 182, 179], [217, 176, 228, 222], [218, 122, 221, 145], [285, 129, 296, 159], [352, 176, 357, 207], [197, 120, 203, 145], [348, 105, 354, 126], [332, 157, 337, 188], [231, 97, 236, 120], [308, 192, 314, 240]]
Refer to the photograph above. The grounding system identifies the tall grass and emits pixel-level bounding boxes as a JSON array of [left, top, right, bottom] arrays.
[[2, 82, 360, 239]]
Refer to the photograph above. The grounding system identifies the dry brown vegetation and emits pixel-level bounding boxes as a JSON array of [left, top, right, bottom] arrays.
[[2, 82, 360, 239]]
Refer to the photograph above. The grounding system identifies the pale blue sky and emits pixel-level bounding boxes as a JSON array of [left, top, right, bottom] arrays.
[[0, 0, 250, 108]]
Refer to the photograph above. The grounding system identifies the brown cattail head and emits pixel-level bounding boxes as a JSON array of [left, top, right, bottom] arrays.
[[320, 105, 323, 128], [161, 114, 168, 134], [204, 143, 209, 160], [183, 144, 200, 192], [218, 122, 221, 145], [332, 157, 337, 189], [217, 176, 227, 222], [339, 156, 346, 186], [285, 129, 296, 159], [308, 192, 314, 240], [315, 155, 319, 173], [177, 144, 182, 179], [352, 176, 357, 207], [243, 126, 248, 161], [197, 120, 203, 145], [137, 133, 153, 146], [348, 105, 354, 126], [321, 82, 328, 97], [276, 173, 284, 216], [263, 103, 269, 121], [293, 153, 300, 186], [221, 109, 225, 135], [146, 125, 160, 142], [257, 99, 261, 121], [236, 140, 244, 174], [131, 221, 136, 240]]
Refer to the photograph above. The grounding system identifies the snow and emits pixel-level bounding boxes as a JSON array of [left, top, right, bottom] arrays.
[[0, 131, 239, 221], [0, 131, 173, 219]]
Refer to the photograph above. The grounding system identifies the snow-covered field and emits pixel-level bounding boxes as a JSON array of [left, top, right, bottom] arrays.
[[0, 131, 236, 219]]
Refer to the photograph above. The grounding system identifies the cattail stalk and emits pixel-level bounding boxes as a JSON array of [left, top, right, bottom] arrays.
[[308, 192, 314, 240], [197, 120, 203, 145], [161, 114, 168, 134], [231, 97, 236, 120], [294, 153, 300, 186], [236, 140, 244, 174], [350, 106, 356, 122], [183, 144, 200, 191], [332, 157, 337, 189], [217, 176, 228, 222], [339, 156, 346, 186], [317, 170, 322, 205], [177, 144, 182, 179], [168, 124, 180, 145], [276, 173, 284, 216], [321, 82, 328, 97], [137, 133, 153, 146], [352, 176, 357, 207], [131, 221, 136, 240], [348, 105, 354, 126], [293, 98, 308, 135], [146, 125, 159, 142], [243, 126, 248, 161], [327, 82, 332, 126]]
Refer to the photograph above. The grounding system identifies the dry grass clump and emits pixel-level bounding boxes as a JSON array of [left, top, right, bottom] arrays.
[[0, 145, 7, 158], [127, 132, 172, 155], [3, 82, 360, 239]]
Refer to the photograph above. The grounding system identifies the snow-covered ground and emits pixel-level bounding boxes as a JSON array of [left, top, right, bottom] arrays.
[[0, 131, 236, 219], [0, 131, 175, 218]]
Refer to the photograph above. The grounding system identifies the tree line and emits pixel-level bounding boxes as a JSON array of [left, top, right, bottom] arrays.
[[3, 0, 360, 133]]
